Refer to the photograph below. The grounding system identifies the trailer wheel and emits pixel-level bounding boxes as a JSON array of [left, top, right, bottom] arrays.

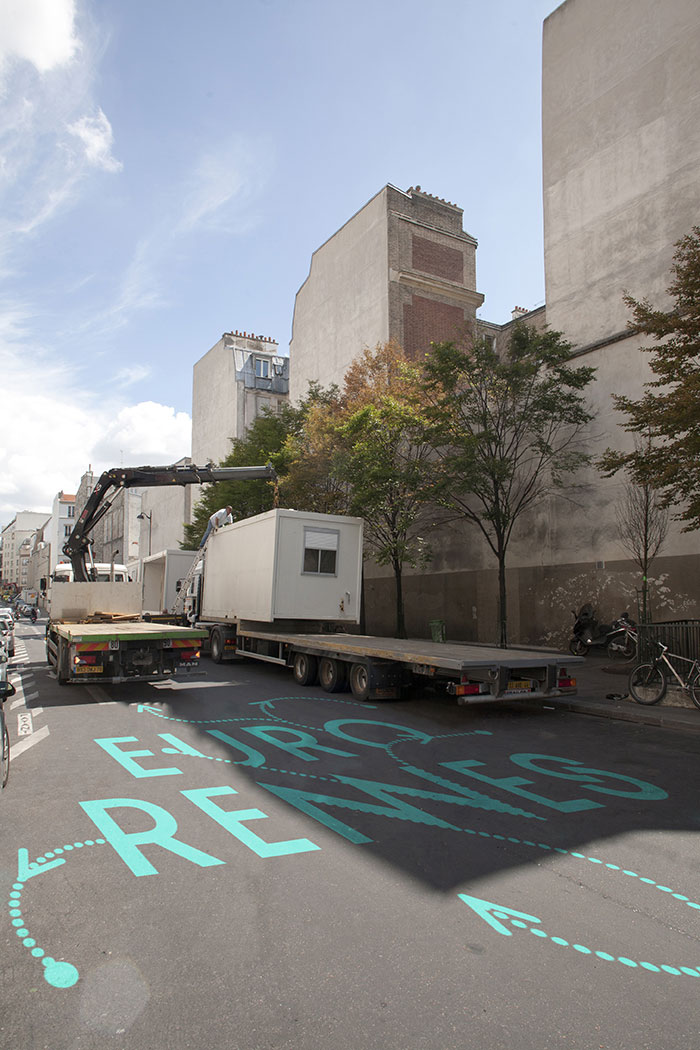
[[349, 662, 370, 702], [292, 652, 318, 687], [210, 627, 225, 664], [318, 657, 347, 693]]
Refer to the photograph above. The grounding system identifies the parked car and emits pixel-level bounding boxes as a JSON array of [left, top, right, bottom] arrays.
[[0, 610, 15, 658]]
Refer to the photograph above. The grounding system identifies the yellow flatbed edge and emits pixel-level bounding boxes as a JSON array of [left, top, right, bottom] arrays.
[[54, 622, 207, 643]]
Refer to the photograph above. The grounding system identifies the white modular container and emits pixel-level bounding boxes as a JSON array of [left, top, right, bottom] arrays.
[[200, 508, 363, 625], [142, 549, 198, 614]]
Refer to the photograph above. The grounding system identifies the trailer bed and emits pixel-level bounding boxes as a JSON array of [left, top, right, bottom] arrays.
[[233, 629, 582, 702], [238, 630, 578, 671]]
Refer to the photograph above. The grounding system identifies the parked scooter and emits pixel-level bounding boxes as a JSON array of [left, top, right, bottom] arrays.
[[569, 603, 637, 659]]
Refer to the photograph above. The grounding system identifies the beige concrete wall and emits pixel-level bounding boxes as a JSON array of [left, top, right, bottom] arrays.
[[364, 547, 700, 649], [192, 334, 287, 465], [191, 337, 240, 465], [543, 0, 700, 348], [289, 189, 390, 404]]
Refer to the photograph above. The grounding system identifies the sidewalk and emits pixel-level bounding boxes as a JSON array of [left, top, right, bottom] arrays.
[[524, 653, 700, 732]]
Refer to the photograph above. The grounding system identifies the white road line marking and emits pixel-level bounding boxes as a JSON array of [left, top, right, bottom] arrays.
[[10, 696, 25, 711], [11, 724, 50, 758]]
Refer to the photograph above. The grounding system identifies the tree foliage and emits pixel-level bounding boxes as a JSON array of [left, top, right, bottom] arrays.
[[599, 226, 700, 530], [276, 383, 351, 515], [182, 409, 291, 548], [420, 324, 595, 647], [281, 343, 436, 637], [334, 344, 436, 637]]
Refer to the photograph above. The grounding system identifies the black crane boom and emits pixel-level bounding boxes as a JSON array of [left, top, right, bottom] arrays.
[[63, 462, 277, 581]]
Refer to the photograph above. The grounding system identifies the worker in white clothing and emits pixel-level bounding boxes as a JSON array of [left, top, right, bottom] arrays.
[[199, 505, 233, 548]]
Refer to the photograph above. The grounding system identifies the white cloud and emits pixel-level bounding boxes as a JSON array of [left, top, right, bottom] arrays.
[[0, 0, 120, 254], [0, 345, 191, 524], [112, 364, 151, 389], [68, 108, 122, 173], [92, 402, 192, 466], [0, 0, 79, 76], [177, 138, 272, 235]]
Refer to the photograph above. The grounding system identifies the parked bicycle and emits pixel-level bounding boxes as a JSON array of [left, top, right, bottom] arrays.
[[628, 641, 700, 708]]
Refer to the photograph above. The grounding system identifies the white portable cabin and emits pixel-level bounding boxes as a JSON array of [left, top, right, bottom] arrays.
[[142, 549, 198, 614], [200, 508, 363, 625]]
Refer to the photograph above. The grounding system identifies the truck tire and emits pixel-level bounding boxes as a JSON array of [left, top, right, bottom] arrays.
[[349, 662, 370, 702], [318, 657, 347, 693], [210, 627, 225, 664], [292, 652, 318, 687]]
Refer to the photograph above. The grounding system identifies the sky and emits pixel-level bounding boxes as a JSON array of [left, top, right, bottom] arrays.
[[0, 0, 559, 527]]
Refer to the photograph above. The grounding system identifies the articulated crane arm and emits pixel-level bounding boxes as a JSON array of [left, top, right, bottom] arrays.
[[63, 462, 278, 582]]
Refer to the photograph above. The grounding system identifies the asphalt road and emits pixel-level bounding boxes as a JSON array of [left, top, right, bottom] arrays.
[[2, 618, 700, 1050]]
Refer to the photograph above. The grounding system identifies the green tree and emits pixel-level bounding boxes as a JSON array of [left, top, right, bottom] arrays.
[[281, 344, 436, 637], [421, 325, 595, 647], [182, 409, 289, 548], [599, 226, 700, 530], [336, 347, 435, 638], [277, 383, 351, 515]]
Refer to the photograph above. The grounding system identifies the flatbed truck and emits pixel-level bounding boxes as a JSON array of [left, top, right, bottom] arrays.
[[47, 619, 208, 686], [45, 460, 277, 686], [187, 508, 582, 704]]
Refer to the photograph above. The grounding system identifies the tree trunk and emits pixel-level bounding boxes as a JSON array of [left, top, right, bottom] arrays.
[[393, 560, 406, 639], [497, 548, 508, 648]]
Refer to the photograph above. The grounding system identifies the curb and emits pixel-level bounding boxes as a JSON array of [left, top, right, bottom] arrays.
[[523, 694, 700, 733]]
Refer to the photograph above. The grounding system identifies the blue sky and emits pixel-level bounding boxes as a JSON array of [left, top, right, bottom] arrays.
[[0, 0, 558, 524]]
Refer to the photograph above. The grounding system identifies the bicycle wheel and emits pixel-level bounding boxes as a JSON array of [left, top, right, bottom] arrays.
[[628, 663, 667, 705], [1, 708, 9, 789], [688, 669, 700, 711], [607, 634, 636, 661]]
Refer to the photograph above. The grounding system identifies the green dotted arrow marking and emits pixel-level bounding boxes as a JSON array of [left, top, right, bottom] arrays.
[[10, 840, 106, 988], [459, 889, 700, 978]]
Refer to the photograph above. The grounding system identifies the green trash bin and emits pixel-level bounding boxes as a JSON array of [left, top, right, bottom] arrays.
[[429, 619, 446, 643]]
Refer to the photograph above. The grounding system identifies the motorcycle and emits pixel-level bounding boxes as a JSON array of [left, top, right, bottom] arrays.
[[569, 603, 637, 660]]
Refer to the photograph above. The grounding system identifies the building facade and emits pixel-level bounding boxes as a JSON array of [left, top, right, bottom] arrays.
[[285, 0, 700, 646], [0, 512, 51, 590], [46, 491, 76, 573], [192, 331, 289, 466], [289, 185, 484, 404]]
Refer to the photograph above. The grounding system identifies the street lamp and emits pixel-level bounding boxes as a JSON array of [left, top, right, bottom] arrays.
[[137, 512, 152, 557]]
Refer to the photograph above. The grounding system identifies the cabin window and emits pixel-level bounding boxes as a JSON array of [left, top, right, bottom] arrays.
[[302, 528, 338, 576]]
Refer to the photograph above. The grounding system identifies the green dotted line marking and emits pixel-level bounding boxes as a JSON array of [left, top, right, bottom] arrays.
[[501, 912, 700, 978], [469, 831, 700, 909], [8, 840, 106, 988]]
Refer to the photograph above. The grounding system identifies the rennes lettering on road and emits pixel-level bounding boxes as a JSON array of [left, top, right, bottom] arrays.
[[87, 725, 669, 860], [79, 788, 320, 877]]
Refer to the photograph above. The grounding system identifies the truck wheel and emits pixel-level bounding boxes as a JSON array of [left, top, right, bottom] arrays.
[[292, 652, 318, 687], [318, 657, 347, 693], [349, 662, 370, 702], [210, 628, 225, 664]]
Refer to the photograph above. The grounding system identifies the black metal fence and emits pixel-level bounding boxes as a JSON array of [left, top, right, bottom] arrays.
[[637, 620, 700, 663]]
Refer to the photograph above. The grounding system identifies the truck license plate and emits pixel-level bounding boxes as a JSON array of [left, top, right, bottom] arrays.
[[505, 679, 533, 694], [75, 665, 102, 674]]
